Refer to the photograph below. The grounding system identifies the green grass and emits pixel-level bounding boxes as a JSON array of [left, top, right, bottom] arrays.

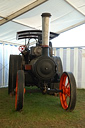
[[0, 87, 85, 128]]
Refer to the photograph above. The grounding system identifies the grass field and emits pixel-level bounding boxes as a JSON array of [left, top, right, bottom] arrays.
[[0, 87, 85, 128]]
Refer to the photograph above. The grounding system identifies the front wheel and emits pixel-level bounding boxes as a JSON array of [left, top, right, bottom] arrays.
[[15, 70, 25, 111], [59, 72, 76, 111]]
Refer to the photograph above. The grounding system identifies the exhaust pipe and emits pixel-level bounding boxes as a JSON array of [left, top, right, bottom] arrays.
[[41, 13, 51, 56]]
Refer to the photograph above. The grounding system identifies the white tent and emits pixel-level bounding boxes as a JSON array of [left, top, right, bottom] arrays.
[[0, 0, 85, 44]]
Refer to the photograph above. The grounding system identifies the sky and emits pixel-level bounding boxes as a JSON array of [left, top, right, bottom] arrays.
[[52, 24, 85, 48]]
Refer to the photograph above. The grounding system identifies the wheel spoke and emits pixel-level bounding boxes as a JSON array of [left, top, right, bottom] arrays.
[[62, 76, 67, 87], [66, 81, 69, 88], [67, 87, 70, 97], [62, 94, 68, 108]]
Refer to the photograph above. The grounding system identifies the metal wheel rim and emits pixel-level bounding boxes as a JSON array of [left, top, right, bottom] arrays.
[[15, 75, 18, 110]]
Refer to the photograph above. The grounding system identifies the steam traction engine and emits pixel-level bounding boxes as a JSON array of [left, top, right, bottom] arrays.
[[8, 13, 76, 111]]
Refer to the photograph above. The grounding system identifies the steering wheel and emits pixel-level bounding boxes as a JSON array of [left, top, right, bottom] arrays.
[[18, 45, 26, 52]]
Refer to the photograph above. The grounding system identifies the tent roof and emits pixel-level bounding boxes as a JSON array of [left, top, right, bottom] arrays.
[[0, 0, 85, 44]]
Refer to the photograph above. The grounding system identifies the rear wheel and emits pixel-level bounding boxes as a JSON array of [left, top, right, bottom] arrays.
[[15, 70, 25, 111], [8, 55, 22, 95], [59, 72, 76, 111]]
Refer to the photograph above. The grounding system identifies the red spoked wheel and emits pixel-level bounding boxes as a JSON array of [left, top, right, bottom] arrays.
[[59, 72, 76, 111], [15, 70, 25, 111], [18, 45, 26, 52]]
